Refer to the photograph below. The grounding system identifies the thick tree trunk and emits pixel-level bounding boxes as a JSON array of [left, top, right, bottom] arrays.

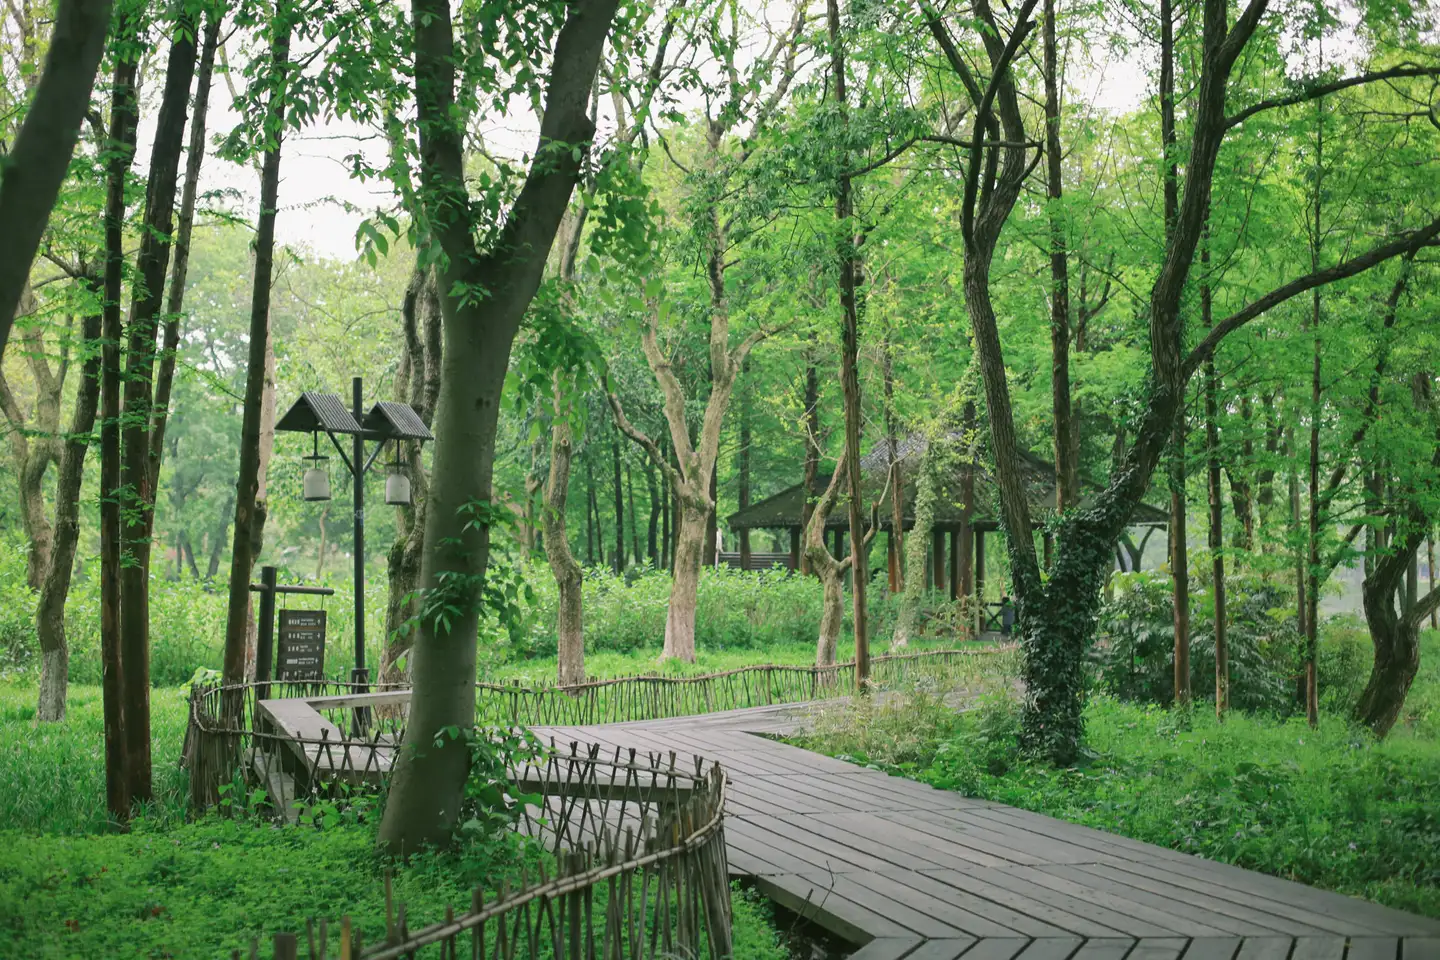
[[222, 14, 290, 703], [815, 570, 844, 666], [895, 443, 938, 647], [100, 46, 139, 824], [829, 0, 868, 685], [37, 305, 102, 722], [545, 389, 585, 685], [0, 0, 113, 360], [378, 0, 618, 854], [1303, 96, 1325, 727], [664, 504, 708, 661]]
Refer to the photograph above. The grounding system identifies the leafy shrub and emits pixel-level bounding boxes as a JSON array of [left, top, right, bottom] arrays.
[[1092, 569, 1296, 712], [1318, 615, 1372, 715]]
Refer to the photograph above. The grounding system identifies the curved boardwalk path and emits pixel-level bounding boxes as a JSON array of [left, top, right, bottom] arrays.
[[537, 701, 1440, 960]]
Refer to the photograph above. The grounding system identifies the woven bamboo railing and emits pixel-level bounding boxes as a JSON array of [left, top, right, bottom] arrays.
[[183, 646, 1015, 814], [243, 742, 732, 959]]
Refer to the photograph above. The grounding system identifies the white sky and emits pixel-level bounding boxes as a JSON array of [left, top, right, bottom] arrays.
[[190, 8, 1155, 262]]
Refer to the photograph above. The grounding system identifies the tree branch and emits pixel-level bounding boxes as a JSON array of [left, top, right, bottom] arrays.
[[1182, 214, 1440, 378], [1226, 64, 1440, 130], [604, 380, 683, 492]]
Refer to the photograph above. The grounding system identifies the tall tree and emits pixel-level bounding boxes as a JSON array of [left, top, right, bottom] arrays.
[[378, 0, 622, 852], [222, 4, 292, 712], [922, 0, 1440, 762]]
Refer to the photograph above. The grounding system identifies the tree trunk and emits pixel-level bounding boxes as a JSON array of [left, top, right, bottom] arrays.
[[816, 569, 844, 666], [627, 460, 641, 564], [117, 15, 201, 803], [828, 0, 868, 686], [1170, 422, 1190, 707], [1304, 89, 1324, 727], [611, 426, 625, 573], [881, 326, 904, 590], [37, 304, 102, 722], [739, 356, 752, 569], [646, 460, 660, 566], [664, 503, 708, 661], [0, 0, 113, 360], [382, 265, 440, 688], [1203, 239, 1227, 717], [545, 385, 585, 685], [378, 0, 618, 854], [801, 359, 820, 577], [895, 442, 938, 647], [147, 12, 221, 504], [222, 12, 291, 705], [1043, 0, 1076, 512], [99, 46, 139, 824], [585, 457, 597, 565]]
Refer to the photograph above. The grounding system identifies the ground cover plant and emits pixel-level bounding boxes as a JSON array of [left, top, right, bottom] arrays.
[[797, 628, 1440, 919]]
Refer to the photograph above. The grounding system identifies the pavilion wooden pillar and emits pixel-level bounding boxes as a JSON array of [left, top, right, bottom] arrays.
[[949, 529, 960, 601], [881, 532, 892, 592], [789, 527, 800, 572], [932, 528, 946, 594], [975, 529, 986, 615]]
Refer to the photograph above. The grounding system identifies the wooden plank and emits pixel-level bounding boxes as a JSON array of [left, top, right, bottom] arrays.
[[1347, 939, 1399, 960], [946, 868, 1178, 938], [1291, 939, 1345, 960], [803, 811, 1015, 868], [1232, 938, 1293, 960], [956, 938, 1032, 960], [1128, 940, 1189, 960], [1093, 860, 1392, 937], [302, 690, 413, 711], [1402, 940, 1440, 960], [1068, 939, 1138, 960], [839, 869, 1036, 937], [1183, 939, 1242, 960], [1044, 865, 1287, 936], [903, 938, 980, 960], [748, 874, 912, 943], [1006, 866, 1231, 937], [906, 867, 1133, 938], [1013, 937, 1084, 960], [845, 938, 925, 960]]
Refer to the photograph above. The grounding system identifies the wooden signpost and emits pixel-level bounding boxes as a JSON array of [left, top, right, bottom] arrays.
[[276, 609, 326, 682]]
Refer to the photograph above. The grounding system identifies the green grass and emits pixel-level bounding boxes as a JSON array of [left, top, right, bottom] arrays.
[[798, 631, 1440, 920], [0, 681, 790, 958]]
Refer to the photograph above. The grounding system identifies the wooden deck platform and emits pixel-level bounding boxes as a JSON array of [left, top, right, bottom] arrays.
[[537, 702, 1440, 960]]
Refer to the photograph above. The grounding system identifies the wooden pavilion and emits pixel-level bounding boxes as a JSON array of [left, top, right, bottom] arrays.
[[723, 433, 1168, 603]]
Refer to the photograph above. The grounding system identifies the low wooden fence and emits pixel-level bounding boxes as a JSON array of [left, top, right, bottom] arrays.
[[184, 646, 1015, 814], [243, 742, 732, 959]]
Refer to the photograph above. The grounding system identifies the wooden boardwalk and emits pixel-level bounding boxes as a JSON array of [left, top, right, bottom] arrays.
[[537, 702, 1440, 960]]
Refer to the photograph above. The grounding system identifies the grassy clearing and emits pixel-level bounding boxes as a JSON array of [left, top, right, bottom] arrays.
[[797, 631, 1440, 919]]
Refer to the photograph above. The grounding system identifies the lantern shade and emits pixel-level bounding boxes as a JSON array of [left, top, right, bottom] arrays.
[[385, 470, 411, 506], [303, 467, 332, 502]]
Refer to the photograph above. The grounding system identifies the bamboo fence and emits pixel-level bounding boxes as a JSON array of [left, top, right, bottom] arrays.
[[183, 646, 1015, 814], [243, 742, 732, 960]]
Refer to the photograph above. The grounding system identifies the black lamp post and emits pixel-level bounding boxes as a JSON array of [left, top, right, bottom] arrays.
[[276, 376, 432, 688]]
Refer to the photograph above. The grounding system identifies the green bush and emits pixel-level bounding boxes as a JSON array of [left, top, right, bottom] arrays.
[[1093, 569, 1296, 712]]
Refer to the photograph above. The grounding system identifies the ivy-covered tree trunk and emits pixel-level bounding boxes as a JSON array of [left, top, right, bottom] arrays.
[[894, 443, 937, 647]]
